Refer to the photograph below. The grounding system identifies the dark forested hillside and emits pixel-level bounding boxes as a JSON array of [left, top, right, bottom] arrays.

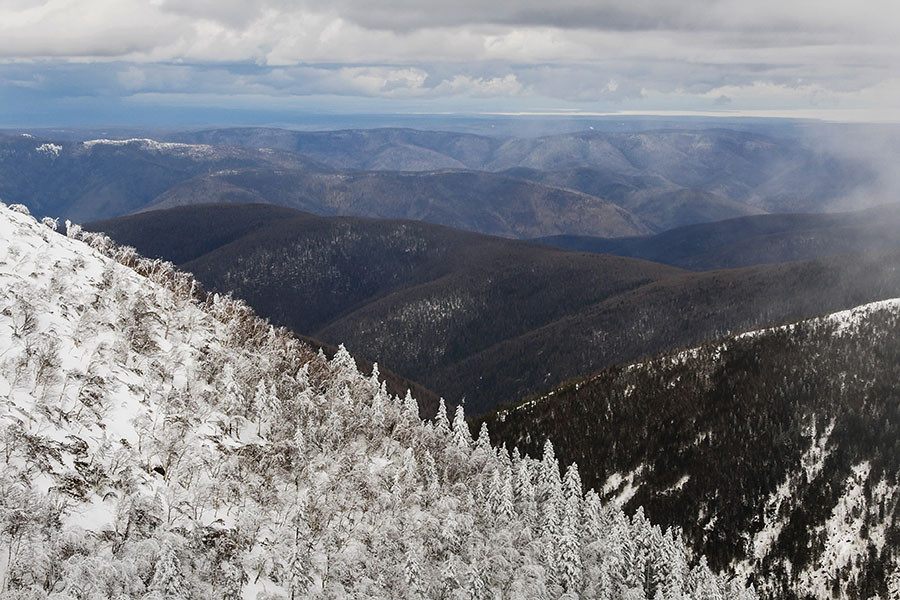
[[480, 300, 900, 600], [89, 204, 900, 417], [537, 203, 900, 270]]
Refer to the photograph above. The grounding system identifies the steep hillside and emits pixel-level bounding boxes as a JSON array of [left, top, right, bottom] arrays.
[[88, 204, 900, 416], [145, 167, 651, 239], [537, 203, 900, 270], [0, 203, 753, 599], [0, 134, 325, 222], [481, 299, 900, 600]]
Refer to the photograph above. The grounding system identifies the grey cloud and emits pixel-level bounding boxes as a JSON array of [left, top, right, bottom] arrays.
[[158, 0, 268, 28], [295, 0, 892, 37], [303, 0, 692, 33], [0, 0, 897, 120]]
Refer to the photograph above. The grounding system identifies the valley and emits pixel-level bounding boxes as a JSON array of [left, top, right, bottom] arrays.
[[4, 121, 900, 598], [88, 202, 900, 417]]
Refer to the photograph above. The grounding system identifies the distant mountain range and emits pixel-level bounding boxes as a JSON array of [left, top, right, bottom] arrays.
[[88, 203, 900, 416], [2, 126, 875, 236], [0, 134, 326, 222], [480, 297, 900, 600], [144, 167, 651, 238], [168, 127, 871, 215], [537, 203, 900, 270], [167, 126, 504, 171]]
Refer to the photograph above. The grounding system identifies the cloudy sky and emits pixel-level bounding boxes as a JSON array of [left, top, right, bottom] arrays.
[[2, 0, 899, 125]]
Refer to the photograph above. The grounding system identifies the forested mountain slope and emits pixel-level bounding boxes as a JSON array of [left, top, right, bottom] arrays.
[[85, 204, 681, 413], [89, 204, 900, 416], [481, 299, 900, 600], [537, 203, 900, 270], [0, 203, 754, 599], [485, 129, 866, 214]]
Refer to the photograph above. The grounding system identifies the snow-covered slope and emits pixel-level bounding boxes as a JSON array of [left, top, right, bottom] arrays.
[[485, 288, 900, 600], [0, 203, 754, 599], [81, 138, 215, 159]]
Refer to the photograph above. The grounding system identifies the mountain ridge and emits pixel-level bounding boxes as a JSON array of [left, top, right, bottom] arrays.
[[0, 201, 755, 599], [535, 203, 900, 270], [87, 203, 900, 416], [144, 167, 653, 239], [480, 295, 900, 599]]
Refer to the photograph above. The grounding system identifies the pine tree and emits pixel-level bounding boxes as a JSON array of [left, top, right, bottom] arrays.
[[150, 538, 190, 599], [452, 405, 471, 450], [287, 505, 313, 600], [421, 449, 440, 502], [402, 389, 419, 421], [403, 543, 424, 598], [558, 464, 584, 593], [434, 398, 450, 436], [370, 386, 385, 430], [475, 423, 493, 454]]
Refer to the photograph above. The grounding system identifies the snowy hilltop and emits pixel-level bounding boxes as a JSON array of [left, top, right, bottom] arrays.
[[0, 203, 754, 599]]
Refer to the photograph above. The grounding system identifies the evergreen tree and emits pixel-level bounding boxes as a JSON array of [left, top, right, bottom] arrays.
[[434, 399, 450, 436], [452, 405, 470, 450], [149, 539, 190, 599]]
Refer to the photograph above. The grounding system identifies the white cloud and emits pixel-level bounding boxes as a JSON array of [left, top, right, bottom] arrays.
[[431, 74, 523, 97], [0, 0, 897, 117]]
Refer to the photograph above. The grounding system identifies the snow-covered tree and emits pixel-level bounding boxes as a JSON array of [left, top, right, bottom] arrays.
[[0, 205, 757, 600]]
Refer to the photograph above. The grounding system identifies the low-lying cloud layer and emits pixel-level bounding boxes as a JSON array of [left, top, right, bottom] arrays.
[[1, 0, 898, 121]]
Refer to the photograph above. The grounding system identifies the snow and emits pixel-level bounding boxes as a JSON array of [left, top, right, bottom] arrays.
[[242, 576, 288, 600], [733, 297, 900, 344], [82, 137, 214, 158], [601, 465, 644, 508], [0, 205, 229, 563], [35, 142, 62, 158], [798, 462, 897, 598], [732, 420, 836, 590], [664, 474, 690, 494], [824, 298, 900, 333], [0, 204, 747, 599]]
